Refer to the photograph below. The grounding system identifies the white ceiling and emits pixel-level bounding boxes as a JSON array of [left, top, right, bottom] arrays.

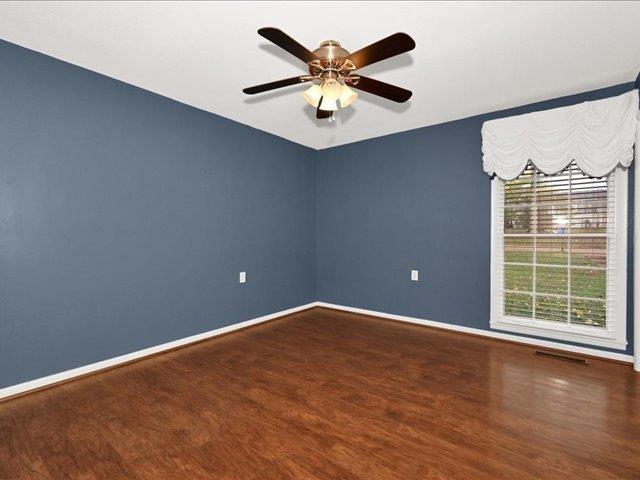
[[1, 1, 639, 150]]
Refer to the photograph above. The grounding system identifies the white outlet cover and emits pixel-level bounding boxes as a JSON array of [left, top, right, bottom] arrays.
[[411, 270, 419, 281], [239, 272, 246, 284]]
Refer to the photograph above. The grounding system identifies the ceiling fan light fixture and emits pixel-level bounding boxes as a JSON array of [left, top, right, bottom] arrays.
[[302, 84, 323, 107], [338, 84, 358, 108]]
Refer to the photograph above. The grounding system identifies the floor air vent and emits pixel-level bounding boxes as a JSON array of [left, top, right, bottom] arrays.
[[534, 350, 589, 365]]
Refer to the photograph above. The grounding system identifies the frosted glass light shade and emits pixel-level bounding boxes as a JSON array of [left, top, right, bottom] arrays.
[[338, 85, 357, 108], [305, 79, 357, 112], [321, 79, 343, 101], [318, 97, 338, 111], [302, 84, 323, 107]]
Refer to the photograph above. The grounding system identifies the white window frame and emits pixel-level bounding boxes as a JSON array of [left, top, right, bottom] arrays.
[[490, 166, 628, 350]]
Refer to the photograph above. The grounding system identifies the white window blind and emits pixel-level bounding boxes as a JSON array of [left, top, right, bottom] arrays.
[[491, 161, 627, 349]]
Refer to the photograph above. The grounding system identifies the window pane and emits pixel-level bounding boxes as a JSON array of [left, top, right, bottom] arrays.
[[536, 237, 568, 265], [504, 264, 533, 292], [535, 168, 570, 234], [571, 201, 607, 233], [535, 295, 568, 323], [504, 207, 532, 233], [570, 237, 606, 268], [570, 299, 606, 327], [536, 267, 568, 295], [504, 292, 533, 318], [570, 168, 607, 234], [536, 203, 570, 234], [505, 237, 533, 263], [536, 168, 571, 205], [504, 167, 534, 206], [571, 268, 606, 299]]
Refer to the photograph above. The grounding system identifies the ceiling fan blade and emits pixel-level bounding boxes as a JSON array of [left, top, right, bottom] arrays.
[[350, 76, 412, 103], [347, 33, 415, 69], [258, 27, 317, 64], [316, 97, 332, 119], [243, 76, 310, 94]]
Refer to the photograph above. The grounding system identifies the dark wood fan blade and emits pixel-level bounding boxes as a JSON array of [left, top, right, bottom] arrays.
[[316, 97, 332, 119], [243, 76, 310, 94], [258, 27, 317, 64], [347, 33, 415, 69], [350, 76, 412, 103]]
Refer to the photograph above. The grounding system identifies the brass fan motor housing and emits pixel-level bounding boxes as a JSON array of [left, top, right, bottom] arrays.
[[310, 40, 351, 76]]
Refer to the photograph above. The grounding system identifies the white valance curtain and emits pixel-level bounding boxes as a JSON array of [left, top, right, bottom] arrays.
[[482, 89, 639, 180]]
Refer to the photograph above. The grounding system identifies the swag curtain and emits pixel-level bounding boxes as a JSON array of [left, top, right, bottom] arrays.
[[482, 89, 638, 180]]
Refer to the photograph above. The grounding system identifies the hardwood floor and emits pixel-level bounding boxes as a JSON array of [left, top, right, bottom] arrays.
[[1, 307, 639, 479]]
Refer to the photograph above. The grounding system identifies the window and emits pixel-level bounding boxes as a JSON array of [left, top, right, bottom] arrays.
[[490, 162, 627, 349]]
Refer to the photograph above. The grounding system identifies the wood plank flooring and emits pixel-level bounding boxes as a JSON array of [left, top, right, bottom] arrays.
[[1, 307, 639, 479]]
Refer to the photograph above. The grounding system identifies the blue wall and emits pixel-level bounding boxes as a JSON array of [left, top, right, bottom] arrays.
[[1, 39, 634, 390], [0, 40, 317, 388], [317, 83, 635, 355]]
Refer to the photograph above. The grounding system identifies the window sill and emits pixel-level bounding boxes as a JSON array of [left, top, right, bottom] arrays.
[[490, 319, 628, 350]]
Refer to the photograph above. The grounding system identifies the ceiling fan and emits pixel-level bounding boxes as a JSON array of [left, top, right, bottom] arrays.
[[243, 28, 415, 121]]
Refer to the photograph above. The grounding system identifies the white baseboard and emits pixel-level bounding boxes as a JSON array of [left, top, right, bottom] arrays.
[[316, 302, 634, 363], [2, 300, 634, 400], [0, 302, 317, 401]]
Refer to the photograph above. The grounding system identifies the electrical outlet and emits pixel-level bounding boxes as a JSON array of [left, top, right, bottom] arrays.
[[239, 271, 246, 284], [411, 269, 419, 281]]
